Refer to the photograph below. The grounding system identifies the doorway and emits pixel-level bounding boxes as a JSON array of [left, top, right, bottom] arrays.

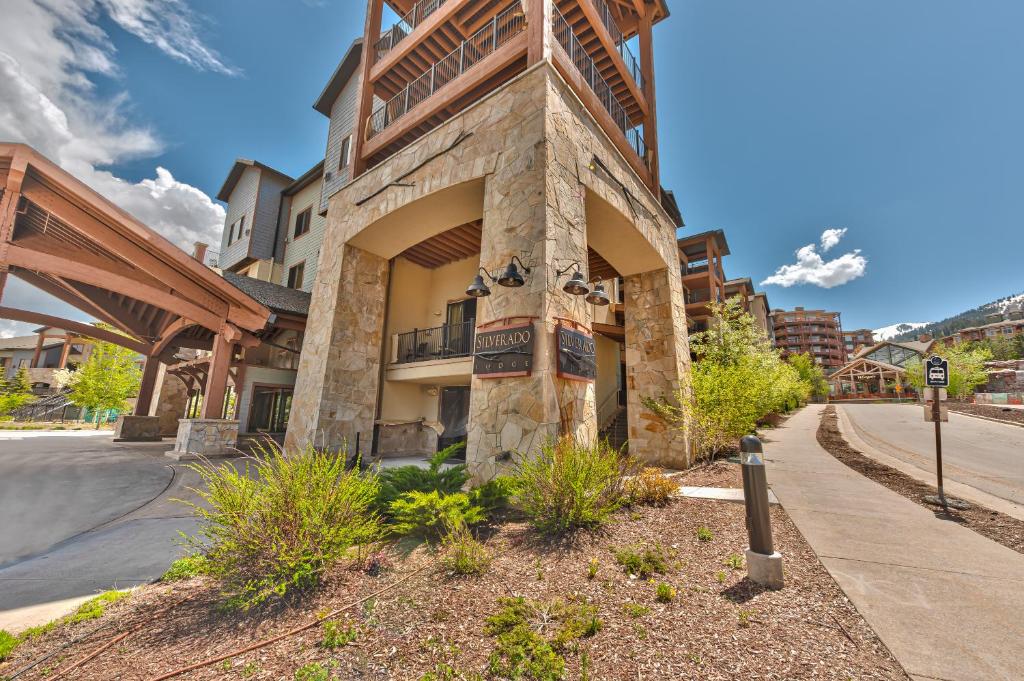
[[444, 298, 477, 356], [438, 386, 470, 455], [248, 386, 293, 433]]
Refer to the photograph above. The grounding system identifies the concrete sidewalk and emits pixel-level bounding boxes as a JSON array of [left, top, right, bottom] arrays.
[[763, 405, 1024, 681]]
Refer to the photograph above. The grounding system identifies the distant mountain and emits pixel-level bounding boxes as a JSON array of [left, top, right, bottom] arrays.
[[889, 292, 1024, 342], [873, 322, 930, 342]]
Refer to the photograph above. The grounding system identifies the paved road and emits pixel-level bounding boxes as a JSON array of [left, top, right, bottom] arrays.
[[766, 405, 1024, 681], [840, 403, 1024, 507], [0, 432, 204, 633]]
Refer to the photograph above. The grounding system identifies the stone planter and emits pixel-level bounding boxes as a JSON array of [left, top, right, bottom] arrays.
[[112, 415, 162, 442], [168, 418, 239, 461]]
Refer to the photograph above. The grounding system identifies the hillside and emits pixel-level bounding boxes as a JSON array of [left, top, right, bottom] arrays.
[[873, 322, 930, 342], [891, 292, 1024, 342]]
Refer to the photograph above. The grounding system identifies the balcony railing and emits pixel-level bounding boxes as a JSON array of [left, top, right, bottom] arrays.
[[592, 0, 643, 91], [374, 0, 449, 63], [368, 3, 526, 139], [686, 288, 720, 305], [394, 320, 475, 365], [552, 6, 647, 166]]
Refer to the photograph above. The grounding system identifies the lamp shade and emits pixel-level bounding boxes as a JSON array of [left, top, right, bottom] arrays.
[[466, 274, 491, 297], [585, 282, 610, 306], [497, 261, 526, 288], [562, 271, 590, 296]]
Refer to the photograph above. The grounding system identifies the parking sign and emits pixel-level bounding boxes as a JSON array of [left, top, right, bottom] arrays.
[[925, 355, 949, 388]]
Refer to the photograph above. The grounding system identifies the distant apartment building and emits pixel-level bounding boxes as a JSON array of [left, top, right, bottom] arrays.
[[0, 326, 96, 391], [771, 307, 846, 374], [676, 231, 772, 340], [955, 304, 1024, 343], [842, 328, 875, 355]]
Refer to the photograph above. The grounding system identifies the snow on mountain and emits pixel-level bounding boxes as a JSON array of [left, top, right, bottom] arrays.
[[872, 322, 931, 342], [996, 293, 1024, 313]]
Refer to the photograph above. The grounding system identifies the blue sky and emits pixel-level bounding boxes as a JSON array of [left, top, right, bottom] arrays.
[[4, 0, 1023, 334]]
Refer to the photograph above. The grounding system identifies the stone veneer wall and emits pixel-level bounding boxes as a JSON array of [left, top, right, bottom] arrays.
[[286, 62, 690, 475], [377, 420, 439, 457], [170, 419, 239, 460], [153, 368, 189, 437]]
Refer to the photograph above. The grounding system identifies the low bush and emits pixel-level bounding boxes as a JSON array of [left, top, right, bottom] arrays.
[[485, 596, 601, 679], [181, 442, 382, 609], [468, 475, 519, 516], [0, 630, 18, 661], [389, 490, 485, 538], [0, 591, 130, 661], [441, 521, 491, 576], [613, 545, 668, 578], [626, 467, 679, 506], [162, 554, 210, 581], [696, 526, 714, 542], [294, 662, 329, 681], [375, 443, 468, 513], [512, 436, 631, 535], [655, 582, 677, 603], [321, 620, 358, 649]]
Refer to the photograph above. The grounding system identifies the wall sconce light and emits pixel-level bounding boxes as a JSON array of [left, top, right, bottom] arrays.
[[556, 261, 610, 306], [466, 256, 532, 297]]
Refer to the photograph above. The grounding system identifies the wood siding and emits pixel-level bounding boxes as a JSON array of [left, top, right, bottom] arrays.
[[281, 176, 326, 292], [320, 71, 362, 214]]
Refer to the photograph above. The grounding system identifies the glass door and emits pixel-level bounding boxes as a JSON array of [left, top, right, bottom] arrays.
[[248, 387, 293, 433], [444, 298, 477, 356], [438, 386, 470, 454]]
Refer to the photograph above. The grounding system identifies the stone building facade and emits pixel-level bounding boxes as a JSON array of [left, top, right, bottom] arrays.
[[285, 63, 691, 477]]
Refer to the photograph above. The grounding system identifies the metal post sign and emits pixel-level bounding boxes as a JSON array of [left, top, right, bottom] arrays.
[[925, 355, 950, 388]]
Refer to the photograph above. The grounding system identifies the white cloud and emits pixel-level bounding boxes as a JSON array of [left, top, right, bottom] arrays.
[[761, 230, 868, 289], [820, 227, 847, 252], [0, 0, 230, 306]]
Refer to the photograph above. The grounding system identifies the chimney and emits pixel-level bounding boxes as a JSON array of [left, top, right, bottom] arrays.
[[192, 242, 209, 264], [919, 333, 933, 343]]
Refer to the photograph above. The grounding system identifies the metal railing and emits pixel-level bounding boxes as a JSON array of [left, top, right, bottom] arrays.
[[394, 320, 475, 364], [8, 390, 76, 422], [368, 3, 526, 139], [592, 0, 643, 90], [686, 288, 718, 305], [552, 6, 647, 166], [374, 0, 449, 62]]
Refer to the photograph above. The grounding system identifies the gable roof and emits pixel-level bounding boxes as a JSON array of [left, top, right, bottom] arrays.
[[216, 159, 294, 202], [0, 335, 57, 351], [313, 38, 363, 117], [222, 271, 311, 316]]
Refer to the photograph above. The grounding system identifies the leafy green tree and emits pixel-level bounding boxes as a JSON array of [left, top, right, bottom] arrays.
[[905, 341, 992, 400], [1015, 334, 1024, 360], [0, 366, 36, 418], [65, 340, 142, 428], [787, 352, 829, 400], [646, 300, 811, 461], [979, 335, 1018, 361]]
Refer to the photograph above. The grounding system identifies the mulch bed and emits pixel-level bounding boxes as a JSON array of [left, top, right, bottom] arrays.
[[947, 401, 1024, 427], [667, 457, 742, 488], [817, 406, 1024, 554], [1, 499, 906, 681]]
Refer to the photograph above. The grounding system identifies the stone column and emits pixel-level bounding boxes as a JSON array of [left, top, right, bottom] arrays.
[[465, 91, 596, 481], [201, 333, 232, 419], [623, 267, 692, 468], [285, 243, 389, 454], [153, 367, 189, 437]]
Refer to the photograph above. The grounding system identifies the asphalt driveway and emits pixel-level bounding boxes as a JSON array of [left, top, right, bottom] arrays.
[[840, 403, 1024, 507], [0, 431, 204, 633]]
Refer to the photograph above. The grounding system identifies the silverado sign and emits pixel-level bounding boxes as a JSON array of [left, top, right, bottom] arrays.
[[473, 322, 534, 378], [556, 322, 596, 382]]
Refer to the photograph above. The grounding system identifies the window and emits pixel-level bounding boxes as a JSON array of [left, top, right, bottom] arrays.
[[287, 262, 305, 289], [293, 207, 312, 239], [339, 135, 352, 169], [227, 215, 245, 245]]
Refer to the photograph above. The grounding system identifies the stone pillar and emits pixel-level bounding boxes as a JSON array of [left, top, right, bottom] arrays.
[[285, 244, 389, 454], [623, 267, 692, 468], [153, 367, 189, 437], [202, 333, 232, 419], [168, 418, 240, 461], [134, 355, 160, 416], [465, 101, 596, 481]]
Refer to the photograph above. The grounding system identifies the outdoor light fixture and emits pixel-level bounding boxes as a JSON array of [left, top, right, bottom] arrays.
[[466, 257, 532, 297], [496, 256, 530, 288], [556, 262, 591, 296], [585, 281, 611, 306]]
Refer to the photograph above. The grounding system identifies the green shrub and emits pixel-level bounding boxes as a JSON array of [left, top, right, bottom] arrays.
[[487, 624, 564, 681], [389, 490, 485, 538], [655, 582, 676, 603], [586, 558, 599, 580], [696, 526, 713, 542], [376, 443, 468, 513], [441, 521, 491, 576], [321, 620, 358, 649], [181, 442, 382, 609], [623, 603, 649, 619], [626, 467, 679, 506], [294, 662, 329, 681], [484, 596, 598, 680], [0, 630, 19, 661], [66, 590, 130, 625], [468, 475, 519, 516], [724, 553, 744, 570], [613, 545, 668, 578], [512, 436, 631, 535], [162, 554, 210, 581]]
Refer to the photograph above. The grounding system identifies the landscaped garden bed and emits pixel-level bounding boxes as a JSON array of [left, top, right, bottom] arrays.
[[947, 400, 1024, 427], [1, 445, 906, 681]]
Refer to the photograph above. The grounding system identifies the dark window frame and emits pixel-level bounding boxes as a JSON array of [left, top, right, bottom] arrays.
[[293, 207, 312, 239], [287, 261, 306, 289], [339, 135, 352, 170]]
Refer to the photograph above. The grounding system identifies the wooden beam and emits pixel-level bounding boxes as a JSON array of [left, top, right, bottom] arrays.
[[526, 0, 551, 65], [371, 0, 476, 82], [575, 0, 649, 117], [152, 317, 198, 357], [202, 332, 232, 419], [134, 356, 160, 416], [638, 9, 659, 190], [352, 0, 386, 177], [0, 306, 151, 354], [5, 244, 224, 331]]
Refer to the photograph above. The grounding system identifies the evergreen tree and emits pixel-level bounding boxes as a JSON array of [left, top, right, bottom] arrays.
[[9, 365, 33, 394], [0, 366, 35, 417]]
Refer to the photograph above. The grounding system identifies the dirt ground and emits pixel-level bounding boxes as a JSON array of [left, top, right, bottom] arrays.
[[948, 401, 1024, 427], [2, 496, 907, 681], [817, 405, 1024, 554]]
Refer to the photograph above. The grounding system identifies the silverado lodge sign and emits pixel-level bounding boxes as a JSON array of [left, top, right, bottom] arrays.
[[473, 322, 534, 378], [556, 322, 596, 382]]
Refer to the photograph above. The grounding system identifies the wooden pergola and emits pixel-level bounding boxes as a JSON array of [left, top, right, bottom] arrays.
[[829, 357, 908, 400], [0, 143, 276, 419]]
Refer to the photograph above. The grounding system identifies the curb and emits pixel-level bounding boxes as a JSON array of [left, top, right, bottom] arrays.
[[949, 409, 1024, 430]]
